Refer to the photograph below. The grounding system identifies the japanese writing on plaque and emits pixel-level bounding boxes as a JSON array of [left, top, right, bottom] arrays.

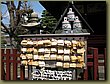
[[31, 69, 73, 80]]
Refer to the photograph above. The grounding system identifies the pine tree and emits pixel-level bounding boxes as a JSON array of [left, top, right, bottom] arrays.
[[41, 10, 57, 33]]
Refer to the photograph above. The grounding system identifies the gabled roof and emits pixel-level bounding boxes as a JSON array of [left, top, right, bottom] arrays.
[[51, 2, 94, 34]]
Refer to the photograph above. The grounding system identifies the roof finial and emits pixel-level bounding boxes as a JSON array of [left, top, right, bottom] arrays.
[[69, 1, 74, 5], [72, 1, 74, 4]]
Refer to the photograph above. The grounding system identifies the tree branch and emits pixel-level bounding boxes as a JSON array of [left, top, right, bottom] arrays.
[[6, 1, 10, 7], [1, 22, 11, 35], [1, 29, 7, 33], [17, 1, 21, 10], [16, 1, 23, 26], [1, 2, 8, 5], [11, 1, 16, 10]]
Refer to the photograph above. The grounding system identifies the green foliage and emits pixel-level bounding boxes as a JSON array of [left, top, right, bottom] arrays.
[[41, 10, 57, 33], [1, 35, 7, 44]]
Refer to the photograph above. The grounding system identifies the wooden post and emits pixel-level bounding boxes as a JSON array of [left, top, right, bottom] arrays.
[[20, 65, 25, 80], [13, 49, 17, 80], [6, 49, 11, 80], [93, 48, 98, 80], [104, 48, 106, 80], [83, 68, 88, 80], [1, 49, 5, 80]]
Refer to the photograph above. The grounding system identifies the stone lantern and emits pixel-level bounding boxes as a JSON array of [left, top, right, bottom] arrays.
[[22, 12, 41, 34]]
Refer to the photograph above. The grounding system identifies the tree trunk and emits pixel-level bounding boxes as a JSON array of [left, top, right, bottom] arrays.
[[9, 36, 14, 48]]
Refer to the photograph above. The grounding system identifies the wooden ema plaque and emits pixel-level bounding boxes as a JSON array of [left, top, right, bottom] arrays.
[[19, 34, 89, 80]]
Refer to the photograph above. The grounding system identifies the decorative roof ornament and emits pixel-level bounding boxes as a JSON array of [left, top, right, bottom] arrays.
[[62, 17, 72, 33], [62, 8, 83, 33], [67, 8, 75, 21], [52, 1, 94, 34], [73, 16, 82, 30], [62, 17, 71, 30]]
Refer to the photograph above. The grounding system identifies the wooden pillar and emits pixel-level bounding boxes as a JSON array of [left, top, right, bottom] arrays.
[[20, 65, 25, 80], [93, 48, 98, 80], [104, 48, 106, 80], [13, 49, 17, 80], [83, 68, 88, 80], [1, 49, 5, 80], [6, 49, 11, 80]]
